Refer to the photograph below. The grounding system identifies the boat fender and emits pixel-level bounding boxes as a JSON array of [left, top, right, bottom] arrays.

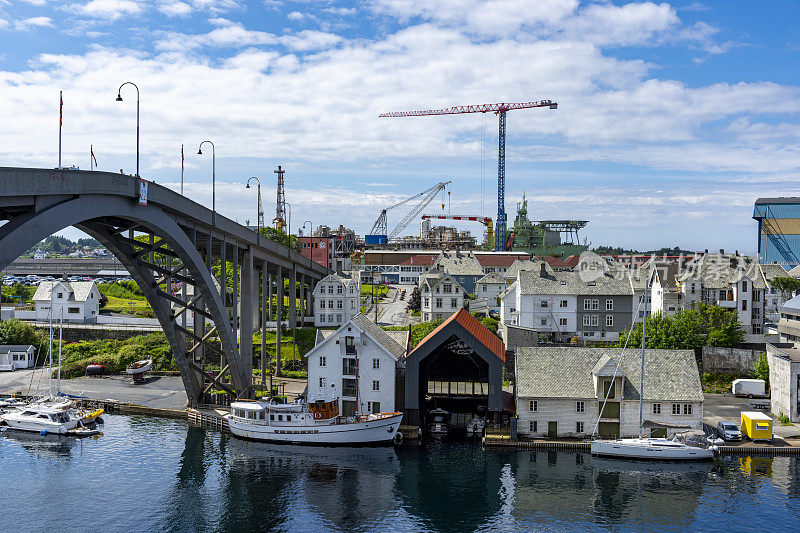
[[40, 430, 47, 436], [96, 417, 105, 425], [393, 432, 403, 445]]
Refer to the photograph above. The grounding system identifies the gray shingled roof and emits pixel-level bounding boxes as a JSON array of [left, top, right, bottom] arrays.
[[476, 272, 507, 285], [677, 253, 765, 290], [516, 347, 703, 402], [0, 345, 35, 354], [33, 281, 97, 302], [505, 259, 553, 280], [788, 265, 800, 278], [518, 270, 633, 296], [433, 251, 484, 276], [760, 263, 788, 282], [782, 294, 800, 315], [350, 314, 406, 360]]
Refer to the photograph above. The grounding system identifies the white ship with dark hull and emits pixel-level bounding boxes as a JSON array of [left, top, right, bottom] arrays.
[[228, 399, 403, 445]]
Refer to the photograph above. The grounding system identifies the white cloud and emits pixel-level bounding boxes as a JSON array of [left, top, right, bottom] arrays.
[[14, 16, 53, 30], [19, 0, 48, 6], [0, 18, 8, 29], [69, 0, 146, 21], [154, 21, 342, 52], [158, 1, 192, 17]]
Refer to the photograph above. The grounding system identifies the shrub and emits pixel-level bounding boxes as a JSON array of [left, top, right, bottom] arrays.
[[753, 354, 770, 387], [481, 317, 499, 334], [0, 319, 39, 346]]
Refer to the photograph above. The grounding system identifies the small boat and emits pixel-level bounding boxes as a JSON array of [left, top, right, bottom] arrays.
[[428, 408, 450, 437], [0, 398, 28, 409], [228, 399, 403, 445], [465, 416, 485, 437], [1, 403, 80, 435], [126, 359, 152, 383]]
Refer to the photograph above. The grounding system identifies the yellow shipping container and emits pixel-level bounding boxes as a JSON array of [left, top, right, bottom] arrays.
[[740, 411, 773, 442]]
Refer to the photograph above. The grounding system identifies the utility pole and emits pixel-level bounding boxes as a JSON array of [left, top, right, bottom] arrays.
[[274, 165, 287, 231]]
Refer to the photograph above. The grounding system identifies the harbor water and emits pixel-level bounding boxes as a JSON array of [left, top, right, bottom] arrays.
[[2, 414, 800, 532]]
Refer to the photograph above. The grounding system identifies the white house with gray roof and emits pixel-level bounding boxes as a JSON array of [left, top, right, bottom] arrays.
[[475, 272, 507, 306], [419, 272, 466, 322], [306, 314, 408, 416], [431, 250, 484, 294], [515, 347, 704, 439], [33, 280, 100, 323], [313, 272, 361, 327]]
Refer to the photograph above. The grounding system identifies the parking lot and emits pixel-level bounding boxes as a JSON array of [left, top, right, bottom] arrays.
[[704, 393, 800, 444]]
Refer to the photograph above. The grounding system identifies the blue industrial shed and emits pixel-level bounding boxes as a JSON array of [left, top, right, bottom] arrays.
[[753, 197, 800, 266]]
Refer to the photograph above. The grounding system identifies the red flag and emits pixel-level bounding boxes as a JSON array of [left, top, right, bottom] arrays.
[[91, 145, 97, 166]]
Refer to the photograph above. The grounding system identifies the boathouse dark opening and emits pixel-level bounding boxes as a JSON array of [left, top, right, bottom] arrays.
[[403, 309, 505, 428]]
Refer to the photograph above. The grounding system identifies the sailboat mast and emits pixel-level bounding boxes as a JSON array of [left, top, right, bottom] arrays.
[[48, 292, 54, 398], [57, 307, 63, 394], [639, 274, 648, 439]]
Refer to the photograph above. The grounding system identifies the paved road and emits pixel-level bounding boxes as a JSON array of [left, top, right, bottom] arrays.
[[377, 285, 413, 327], [703, 393, 800, 439]]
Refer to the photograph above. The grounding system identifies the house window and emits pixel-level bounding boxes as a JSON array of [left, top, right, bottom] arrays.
[[583, 315, 591, 327], [424, 297, 430, 307], [529, 400, 537, 412], [482, 285, 487, 291], [320, 314, 325, 323], [742, 300, 747, 311], [583, 299, 591, 310], [345, 336, 356, 355], [368, 401, 381, 413], [606, 299, 613, 311], [606, 315, 613, 327], [603, 380, 615, 399], [319, 377, 324, 388], [342, 378, 357, 397], [336, 314, 342, 323], [529, 421, 537, 432], [742, 281, 748, 292], [451, 298, 458, 308], [372, 380, 380, 391], [328, 301, 334, 308], [540, 300, 548, 308], [672, 403, 680, 415], [319, 300, 325, 309], [683, 404, 692, 415], [57, 293, 63, 298], [540, 318, 548, 326], [328, 286, 333, 294], [319, 356, 326, 367], [576, 401, 585, 413], [590, 315, 599, 327], [560, 300, 568, 308], [435, 298, 443, 308], [653, 403, 661, 414], [373, 358, 380, 370], [753, 291, 761, 302], [337, 285, 343, 294], [559, 318, 568, 326], [342, 358, 357, 375], [443, 284, 452, 293], [68, 307, 80, 314], [576, 421, 584, 433]]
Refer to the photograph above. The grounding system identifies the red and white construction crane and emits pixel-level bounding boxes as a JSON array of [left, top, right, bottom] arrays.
[[380, 100, 557, 250]]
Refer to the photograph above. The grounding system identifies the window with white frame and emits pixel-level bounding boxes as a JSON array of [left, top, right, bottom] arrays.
[[606, 299, 613, 311], [540, 300, 548, 308], [435, 298, 442, 308], [683, 404, 692, 415], [583, 315, 591, 327], [576, 401, 585, 413], [424, 297, 430, 307], [328, 286, 333, 294], [540, 318, 548, 326], [529, 400, 537, 412], [320, 315, 326, 323], [337, 301, 343, 309], [372, 380, 380, 391], [373, 358, 380, 370], [576, 421, 584, 433], [672, 403, 680, 415], [319, 356, 326, 367], [451, 298, 458, 308], [328, 301, 334, 309], [559, 318, 568, 326], [606, 315, 613, 327], [560, 300, 568, 308], [337, 285, 343, 294], [319, 300, 325, 309], [590, 315, 599, 327], [652, 403, 661, 414], [319, 377, 324, 387], [529, 420, 537, 432], [584, 299, 591, 310]]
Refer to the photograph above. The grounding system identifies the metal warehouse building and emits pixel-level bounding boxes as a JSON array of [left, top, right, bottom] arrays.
[[753, 197, 800, 266]]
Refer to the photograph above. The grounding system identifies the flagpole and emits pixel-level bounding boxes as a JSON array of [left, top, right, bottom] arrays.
[[181, 144, 184, 195], [58, 91, 62, 169], [90, 145, 93, 171]]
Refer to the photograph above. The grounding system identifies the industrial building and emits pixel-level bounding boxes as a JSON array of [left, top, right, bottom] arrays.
[[753, 197, 800, 266]]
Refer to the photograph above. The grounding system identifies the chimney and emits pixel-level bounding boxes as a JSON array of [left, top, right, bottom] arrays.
[[730, 257, 738, 269], [704, 249, 708, 254], [735, 250, 739, 256], [720, 248, 724, 254], [540, 262, 547, 278], [335, 260, 343, 276]]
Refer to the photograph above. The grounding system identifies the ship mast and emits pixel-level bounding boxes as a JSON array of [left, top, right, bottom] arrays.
[[638, 273, 649, 439]]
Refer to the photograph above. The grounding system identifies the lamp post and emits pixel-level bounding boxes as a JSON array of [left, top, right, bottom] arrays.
[[302, 220, 312, 238], [116, 82, 140, 177], [197, 141, 215, 225], [246, 177, 264, 233], [284, 202, 292, 238]]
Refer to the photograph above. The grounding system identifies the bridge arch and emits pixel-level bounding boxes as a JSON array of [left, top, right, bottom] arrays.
[[0, 168, 328, 405]]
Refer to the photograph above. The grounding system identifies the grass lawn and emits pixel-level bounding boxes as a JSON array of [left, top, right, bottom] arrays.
[[361, 284, 388, 297], [103, 295, 154, 317]]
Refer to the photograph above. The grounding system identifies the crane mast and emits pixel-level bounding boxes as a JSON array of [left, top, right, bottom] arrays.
[[367, 181, 451, 245], [380, 100, 557, 250]]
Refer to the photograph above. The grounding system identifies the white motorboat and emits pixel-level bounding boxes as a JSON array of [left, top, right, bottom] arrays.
[[126, 359, 152, 384], [1, 403, 80, 435], [228, 399, 403, 445], [589, 273, 714, 461]]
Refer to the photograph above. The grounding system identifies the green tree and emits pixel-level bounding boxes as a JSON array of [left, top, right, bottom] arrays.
[[618, 304, 743, 349], [481, 317, 499, 335], [698, 302, 744, 347], [406, 286, 421, 312], [259, 227, 300, 253], [0, 319, 39, 346], [753, 354, 769, 387], [770, 276, 800, 299]]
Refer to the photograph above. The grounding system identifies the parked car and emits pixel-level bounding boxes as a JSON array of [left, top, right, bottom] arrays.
[[717, 420, 742, 441]]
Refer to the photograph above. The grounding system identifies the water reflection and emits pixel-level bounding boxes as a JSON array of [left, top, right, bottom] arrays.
[[1, 428, 80, 460]]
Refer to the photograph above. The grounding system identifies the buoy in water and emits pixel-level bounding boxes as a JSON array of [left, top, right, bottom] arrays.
[[40, 430, 47, 436], [393, 432, 404, 445], [95, 417, 105, 425]]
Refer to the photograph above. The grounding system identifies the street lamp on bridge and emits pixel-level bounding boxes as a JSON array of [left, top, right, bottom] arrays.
[[115, 81, 140, 178], [302, 220, 312, 238], [246, 177, 264, 233], [197, 140, 215, 225]]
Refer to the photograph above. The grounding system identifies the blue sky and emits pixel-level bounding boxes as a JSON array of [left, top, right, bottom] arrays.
[[1, 0, 799, 253]]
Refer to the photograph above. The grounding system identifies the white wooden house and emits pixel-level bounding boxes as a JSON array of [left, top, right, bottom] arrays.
[[313, 272, 361, 327], [33, 280, 101, 323], [305, 314, 408, 416], [0, 345, 36, 371]]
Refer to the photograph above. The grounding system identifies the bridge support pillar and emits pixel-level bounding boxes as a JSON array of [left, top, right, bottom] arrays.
[[239, 246, 254, 396], [275, 264, 283, 377], [299, 272, 305, 326], [289, 265, 297, 330]]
